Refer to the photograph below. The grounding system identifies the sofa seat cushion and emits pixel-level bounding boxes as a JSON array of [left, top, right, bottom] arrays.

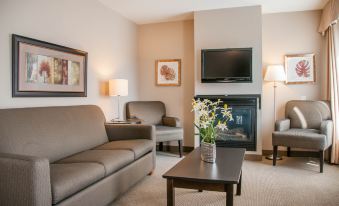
[[94, 139, 153, 159], [57, 150, 134, 175], [155, 126, 183, 142], [50, 163, 105, 204], [273, 129, 327, 150]]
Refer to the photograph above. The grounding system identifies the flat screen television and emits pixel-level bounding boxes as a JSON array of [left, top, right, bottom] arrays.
[[201, 48, 252, 83]]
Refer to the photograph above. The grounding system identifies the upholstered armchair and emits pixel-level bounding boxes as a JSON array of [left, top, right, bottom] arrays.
[[272, 100, 333, 173], [126, 101, 183, 157]]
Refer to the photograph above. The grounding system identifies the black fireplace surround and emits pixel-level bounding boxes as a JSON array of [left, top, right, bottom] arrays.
[[195, 95, 260, 151]]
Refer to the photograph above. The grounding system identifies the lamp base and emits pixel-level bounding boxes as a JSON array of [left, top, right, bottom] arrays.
[[265, 154, 283, 160]]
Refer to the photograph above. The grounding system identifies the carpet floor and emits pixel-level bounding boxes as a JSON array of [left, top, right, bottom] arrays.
[[112, 152, 339, 206]]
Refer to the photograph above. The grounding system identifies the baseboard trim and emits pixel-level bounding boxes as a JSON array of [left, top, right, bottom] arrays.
[[158, 145, 326, 161], [157, 145, 262, 161], [244, 154, 262, 161], [157, 145, 194, 153], [158, 146, 322, 160], [262, 150, 320, 158]]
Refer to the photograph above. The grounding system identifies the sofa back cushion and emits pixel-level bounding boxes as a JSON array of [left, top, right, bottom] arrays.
[[0, 105, 108, 162], [126, 101, 166, 125], [285, 100, 331, 129]]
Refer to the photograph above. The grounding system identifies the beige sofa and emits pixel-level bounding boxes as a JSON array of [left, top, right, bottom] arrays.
[[0, 105, 155, 206]]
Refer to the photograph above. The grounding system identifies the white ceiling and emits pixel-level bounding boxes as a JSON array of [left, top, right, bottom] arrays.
[[98, 0, 329, 24]]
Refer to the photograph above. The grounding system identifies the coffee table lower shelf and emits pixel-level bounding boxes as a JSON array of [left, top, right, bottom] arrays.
[[166, 171, 242, 206]]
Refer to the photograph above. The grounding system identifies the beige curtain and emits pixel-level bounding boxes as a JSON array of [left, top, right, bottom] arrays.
[[328, 25, 339, 164], [319, 0, 338, 34], [319, 0, 339, 164]]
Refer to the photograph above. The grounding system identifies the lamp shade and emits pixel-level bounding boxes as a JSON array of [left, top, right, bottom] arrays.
[[264, 65, 286, 82], [109, 79, 128, 96]]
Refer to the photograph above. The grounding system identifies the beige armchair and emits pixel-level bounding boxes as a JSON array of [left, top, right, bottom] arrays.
[[272, 100, 333, 173], [126, 101, 183, 157]]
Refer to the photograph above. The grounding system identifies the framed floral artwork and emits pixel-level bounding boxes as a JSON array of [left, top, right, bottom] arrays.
[[12, 34, 87, 97], [285, 54, 315, 84], [155, 59, 181, 86]]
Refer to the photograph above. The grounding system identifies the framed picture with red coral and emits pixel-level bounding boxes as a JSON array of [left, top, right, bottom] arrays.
[[285, 54, 315, 84], [155, 59, 181, 86], [12, 34, 87, 97]]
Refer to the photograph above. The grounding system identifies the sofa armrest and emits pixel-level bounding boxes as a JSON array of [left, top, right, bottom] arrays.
[[321, 120, 333, 148], [126, 118, 143, 124], [105, 124, 155, 141], [275, 119, 291, 132], [0, 153, 51, 206], [163, 116, 181, 127]]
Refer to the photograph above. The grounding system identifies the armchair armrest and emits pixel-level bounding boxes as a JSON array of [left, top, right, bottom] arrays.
[[275, 119, 291, 132], [162, 116, 181, 127], [0, 153, 51, 206], [321, 120, 333, 148], [105, 124, 155, 141]]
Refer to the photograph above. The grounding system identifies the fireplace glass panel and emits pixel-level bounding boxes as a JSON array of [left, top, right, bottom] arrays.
[[196, 95, 258, 151], [216, 106, 253, 142]]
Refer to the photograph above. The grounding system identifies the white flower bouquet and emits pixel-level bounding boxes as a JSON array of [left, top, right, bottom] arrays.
[[192, 98, 233, 144]]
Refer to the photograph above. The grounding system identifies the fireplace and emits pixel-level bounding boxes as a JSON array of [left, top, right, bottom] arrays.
[[195, 95, 260, 151]]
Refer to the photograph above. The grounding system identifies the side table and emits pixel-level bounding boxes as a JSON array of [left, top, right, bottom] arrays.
[[106, 120, 141, 125]]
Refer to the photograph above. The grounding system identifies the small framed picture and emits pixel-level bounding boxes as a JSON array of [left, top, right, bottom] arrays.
[[155, 59, 181, 86], [12, 34, 87, 97], [285, 54, 315, 84]]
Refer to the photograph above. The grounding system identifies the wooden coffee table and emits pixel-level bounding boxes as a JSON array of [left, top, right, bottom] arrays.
[[163, 147, 245, 206]]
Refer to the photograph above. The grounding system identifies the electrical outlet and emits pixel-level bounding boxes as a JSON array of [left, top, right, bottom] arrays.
[[300, 96, 307, 100]]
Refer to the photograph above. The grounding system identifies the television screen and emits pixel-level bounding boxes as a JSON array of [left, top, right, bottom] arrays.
[[201, 48, 252, 83]]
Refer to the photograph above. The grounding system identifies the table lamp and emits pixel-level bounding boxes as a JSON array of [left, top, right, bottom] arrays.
[[264, 65, 286, 160], [109, 79, 128, 121]]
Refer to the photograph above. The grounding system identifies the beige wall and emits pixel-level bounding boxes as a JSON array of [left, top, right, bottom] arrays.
[[194, 6, 263, 95], [0, 0, 139, 120], [262, 10, 323, 150], [138, 20, 195, 146], [138, 9, 324, 151], [194, 6, 263, 154]]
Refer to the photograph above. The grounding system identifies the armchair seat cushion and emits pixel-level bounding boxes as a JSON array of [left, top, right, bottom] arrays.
[[94, 139, 153, 159], [155, 126, 183, 142], [50, 163, 105, 204], [273, 129, 327, 150], [56, 150, 134, 176]]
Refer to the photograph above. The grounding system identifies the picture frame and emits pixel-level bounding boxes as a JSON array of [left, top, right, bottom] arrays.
[[155, 59, 181, 86], [285, 54, 315, 84], [12, 34, 88, 97]]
